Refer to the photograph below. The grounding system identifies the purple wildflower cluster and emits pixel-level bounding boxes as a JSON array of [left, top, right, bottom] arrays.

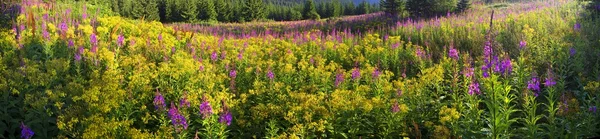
[[519, 41, 527, 49], [154, 88, 166, 110], [20, 122, 34, 139], [545, 69, 556, 87], [372, 68, 381, 79], [179, 93, 190, 108], [468, 81, 481, 95], [90, 33, 98, 53], [448, 47, 459, 60], [334, 72, 344, 88], [267, 69, 275, 80], [168, 102, 188, 130], [74, 46, 84, 62], [590, 106, 597, 113], [391, 101, 400, 113], [352, 67, 361, 81], [527, 75, 540, 97], [219, 100, 232, 126], [199, 95, 213, 119], [117, 34, 124, 47]]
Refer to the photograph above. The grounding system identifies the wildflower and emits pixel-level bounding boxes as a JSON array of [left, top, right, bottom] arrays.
[[519, 41, 527, 49], [267, 69, 275, 80], [59, 21, 68, 34], [545, 69, 556, 87], [500, 57, 512, 76], [372, 68, 381, 79], [199, 95, 213, 119], [396, 89, 402, 97], [448, 47, 459, 60], [20, 122, 34, 139], [463, 67, 474, 78], [219, 100, 232, 126], [391, 43, 400, 49], [171, 46, 176, 54], [229, 69, 237, 79], [211, 51, 218, 62], [481, 66, 490, 78], [574, 23, 581, 31], [153, 88, 166, 110], [117, 34, 124, 47], [484, 44, 493, 58], [468, 81, 481, 95], [158, 33, 163, 41], [569, 47, 576, 57], [528, 75, 540, 96], [68, 39, 74, 48], [351, 67, 361, 81], [180, 93, 190, 108], [168, 102, 188, 130], [391, 101, 400, 113], [334, 72, 344, 87], [90, 33, 98, 53], [589, 106, 597, 113], [74, 46, 83, 62]]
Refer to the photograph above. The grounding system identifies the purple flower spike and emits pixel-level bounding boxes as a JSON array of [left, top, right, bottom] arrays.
[[153, 88, 166, 110], [68, 39, 74, 48], [168, 102, 188, 130], [229, 69, 237, 79], [267, 69, 274, 80], [519, 41, 527, 49], [574, 23, 581, 31], [527, 76, 540, 93], [590, 106, 597, 113], [391, 101, 400, 113], [569, 47, 576, 57], [219, 100, 232, 126], [199, 95, 213, 119], [448, 47, 459, 60], [20, 122, 34, 139], [372, 68, 381, 79], [351, 68, 361, 81], [74, 46, 84, 62], [545, 69, 556, 87], [334, 72, 344, 88], [117, 34, 124, 47], [211, 51, 218, 62], [468, 81, 481, 95]]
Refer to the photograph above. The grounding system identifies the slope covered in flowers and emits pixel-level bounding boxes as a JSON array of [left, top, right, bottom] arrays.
[[1, 0, 599, 138]]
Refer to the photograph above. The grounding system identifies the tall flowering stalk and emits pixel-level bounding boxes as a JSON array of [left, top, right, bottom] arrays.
[[90, 33, 98, 53], [448, 46, 459, 60], [219, 100, 232, 126], [168, 102, 189, 131], [527, 75, 540, 97], [334, 71, 344, 88], [351, 67, 360, 81], [199, 95, 213, 119], [154, 88, 166, 110]]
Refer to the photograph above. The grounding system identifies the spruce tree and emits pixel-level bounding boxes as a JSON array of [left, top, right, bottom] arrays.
[[457, 0, 471, 12], [356, 0, 370, 15], [303, 0, 320, 20], [215, 0, 232, 22], [180, 0, 198, 22], [198, 0, 217, 21], [132, 0, 160, 21], [381, 0, 405, 17], [243, 0, 266, 22]]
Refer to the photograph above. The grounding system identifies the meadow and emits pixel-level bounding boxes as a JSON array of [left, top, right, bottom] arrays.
[[1, 0, 600, 138]]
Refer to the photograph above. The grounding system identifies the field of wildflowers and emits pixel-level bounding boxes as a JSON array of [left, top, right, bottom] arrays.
[[1, 0, 600, 138]]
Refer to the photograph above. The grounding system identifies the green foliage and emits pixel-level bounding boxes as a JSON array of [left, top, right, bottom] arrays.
[[198, 0, 217, 22], [243, 0, 267, 22], [381, 0, 406, 17], [131, 0, 160, 21], [303, 0, 320, 20], [356, 0, 371, 15], [214, 0, 232, 22], [457, 0, 472, 12]]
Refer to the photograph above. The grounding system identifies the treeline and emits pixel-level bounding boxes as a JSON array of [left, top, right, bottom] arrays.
[[381, 0, 474, 18], [103, 0, 380, 23]]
